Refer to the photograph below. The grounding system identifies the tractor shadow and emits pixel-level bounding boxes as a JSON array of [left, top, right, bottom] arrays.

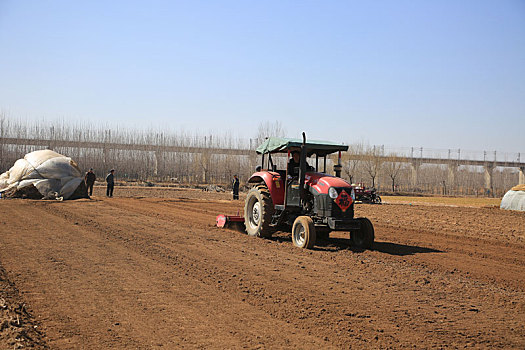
[[271, 235, 443, 256], [270, 235, 359, 252], [370, 241, 443, 256]]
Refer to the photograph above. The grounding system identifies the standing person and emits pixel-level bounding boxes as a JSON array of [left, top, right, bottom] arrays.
[[232, 174, 240, 200], [84, 168, 96, 196], [106, 169, 115, 197]]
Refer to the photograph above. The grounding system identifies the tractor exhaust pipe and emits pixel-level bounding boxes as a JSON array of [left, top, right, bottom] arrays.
[[299, 132, 307, 202], [334, 151, 342, 177]]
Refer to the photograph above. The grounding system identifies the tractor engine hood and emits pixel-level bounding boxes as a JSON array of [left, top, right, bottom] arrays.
[[305, 172, 351, 195]]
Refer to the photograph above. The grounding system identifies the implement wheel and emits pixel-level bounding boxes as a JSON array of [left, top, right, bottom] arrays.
[[244, 185, 274, 238], [292, 216, 316, 249], [351, 217, 374, 249]]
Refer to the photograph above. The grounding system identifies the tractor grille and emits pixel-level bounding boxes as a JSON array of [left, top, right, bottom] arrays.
[[314, 188, 354, 219]]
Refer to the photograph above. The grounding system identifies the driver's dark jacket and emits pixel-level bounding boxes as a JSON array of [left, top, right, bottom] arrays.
[[287, 159, 313, 177]]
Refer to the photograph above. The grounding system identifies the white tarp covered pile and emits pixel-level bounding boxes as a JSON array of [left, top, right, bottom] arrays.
[[0, 149, 86, 200], [500, 184, 525, 212]]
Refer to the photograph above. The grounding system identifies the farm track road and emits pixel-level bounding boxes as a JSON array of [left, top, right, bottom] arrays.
[[0, 187, 524, 349]]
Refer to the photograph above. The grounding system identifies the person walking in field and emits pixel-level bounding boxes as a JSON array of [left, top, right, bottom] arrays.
[[84, 168, 96, 196], [106, 169, 115, 197], [232, 174, 240, 200]]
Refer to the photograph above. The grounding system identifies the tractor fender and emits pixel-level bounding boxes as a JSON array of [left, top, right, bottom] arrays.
[[305, 172, 352, 195], [247, 171, 285, 205]]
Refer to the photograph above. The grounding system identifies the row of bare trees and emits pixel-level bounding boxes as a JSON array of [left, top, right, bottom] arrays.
[[0, 116, 520, 196], [0, 116, 279, 185], [341, 145, 520, 197]]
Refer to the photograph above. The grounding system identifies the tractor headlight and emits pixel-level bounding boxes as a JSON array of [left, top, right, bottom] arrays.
[[328, 187, 338, 199]]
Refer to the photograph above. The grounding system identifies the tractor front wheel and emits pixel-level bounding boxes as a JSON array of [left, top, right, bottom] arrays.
[[244, 185, 274, 238], [350, 217, 374, 249], [292, 216, 316, 249]]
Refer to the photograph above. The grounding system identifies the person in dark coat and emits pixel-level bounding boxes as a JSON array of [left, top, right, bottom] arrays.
[[106, 169, 115, 197], [232, 174, 240, 200], [84, 168, 96, 196], [287, 151, 313, 178]]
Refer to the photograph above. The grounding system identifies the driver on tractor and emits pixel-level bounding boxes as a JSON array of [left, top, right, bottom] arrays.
[[287, 151, 313, 178]]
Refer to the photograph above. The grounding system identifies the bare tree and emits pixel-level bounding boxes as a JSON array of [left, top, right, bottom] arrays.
[[255, 121, 285, 146], [0, 113, 5, 171], [383, 152, 404, 192], [363, 145, 383, 188], [343, 143, 364, 184]]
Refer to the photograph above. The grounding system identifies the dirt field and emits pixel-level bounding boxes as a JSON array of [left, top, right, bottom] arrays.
[[382, 195, 503, 208], [0, 186, 524, 349]]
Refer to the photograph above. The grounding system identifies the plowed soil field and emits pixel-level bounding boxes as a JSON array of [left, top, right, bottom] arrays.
[[0, 186, 524, 349]]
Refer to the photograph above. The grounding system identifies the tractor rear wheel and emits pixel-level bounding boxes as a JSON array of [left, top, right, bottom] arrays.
[[350, 217, 374, 249], [292, 216, 316, 249], [244, 185, 275, 238]]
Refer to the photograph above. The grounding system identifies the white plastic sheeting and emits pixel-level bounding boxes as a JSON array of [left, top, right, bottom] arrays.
[[500, 186, 525, 212], [0, 150, 83, 200]]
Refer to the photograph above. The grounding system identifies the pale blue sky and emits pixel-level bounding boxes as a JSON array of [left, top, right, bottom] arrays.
[[0, 0, 524, 152]]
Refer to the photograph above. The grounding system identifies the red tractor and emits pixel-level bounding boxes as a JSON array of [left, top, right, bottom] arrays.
[[353, 184, 382, 204], [242, 133, 374, 249]]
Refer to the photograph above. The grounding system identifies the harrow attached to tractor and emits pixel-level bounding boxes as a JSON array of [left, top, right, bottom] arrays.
[[217, 133, 375, 250], [216, 214, 244, 229]]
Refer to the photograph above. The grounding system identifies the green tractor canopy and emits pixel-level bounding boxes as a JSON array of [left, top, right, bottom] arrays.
[[256, 137, 348, 157]]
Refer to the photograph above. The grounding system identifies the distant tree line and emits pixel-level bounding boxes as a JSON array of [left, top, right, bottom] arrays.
[[341, 144, 521, 197], [0, 116, 520, 197]]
